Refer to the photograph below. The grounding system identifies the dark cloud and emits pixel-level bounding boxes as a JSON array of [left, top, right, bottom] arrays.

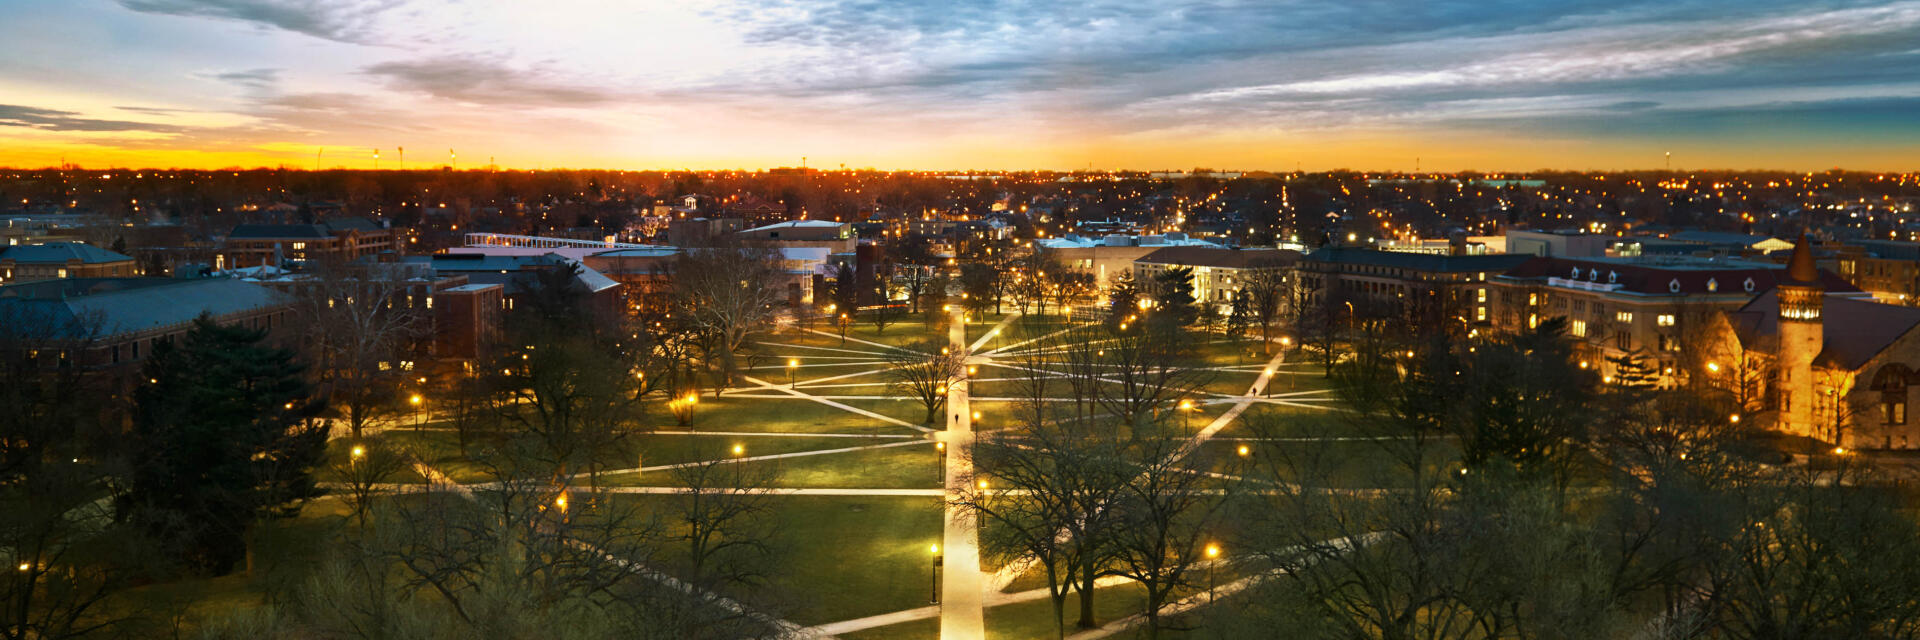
[[208, 68, 280, 90], [361, 58, 622, 106], [114, 0, 404, 43], [0, 104, 183, 133]]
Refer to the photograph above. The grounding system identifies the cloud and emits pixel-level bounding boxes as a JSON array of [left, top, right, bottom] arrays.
[[360, 58, 623, 106], [208, 68, 281, 90], [114, 0, 406, 43], [0, 104, 183, 133]]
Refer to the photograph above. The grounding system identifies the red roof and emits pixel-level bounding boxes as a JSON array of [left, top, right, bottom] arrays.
[[1729, 290, 1920, 370]]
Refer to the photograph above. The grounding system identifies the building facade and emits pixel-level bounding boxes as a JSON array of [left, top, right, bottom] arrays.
[[0, 242, 139, 284]]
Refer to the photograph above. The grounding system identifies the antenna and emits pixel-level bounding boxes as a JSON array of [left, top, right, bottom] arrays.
[[398, 146, 404, 170], [316, 147, 323, 171]]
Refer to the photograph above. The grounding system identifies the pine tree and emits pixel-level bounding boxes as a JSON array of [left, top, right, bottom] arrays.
[[122, 315, 328, 576], [1107, 271, 1139, 327]]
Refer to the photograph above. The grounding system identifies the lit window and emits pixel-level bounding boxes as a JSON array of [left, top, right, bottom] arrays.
[[1476, 306, 1487, 322], [292, 242, 306, 250], [1571, 319, 1588, 337], [425, 296, 433, 309], [1527, 292, 1537, 306], [57, 268, 67, 278], [1657, 314, 1675, 327], [1528, 313, 1538, 328], [1476, 288, 1487, 303], [1616, 311, 1633, 323]]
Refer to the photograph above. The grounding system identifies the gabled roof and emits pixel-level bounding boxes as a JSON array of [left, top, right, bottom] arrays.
[[744, 220, 847, 232], [230, 224, 331, 239], [1301, 247, 1532, 273], [1135, 246, 1296, 269], [229, 218, 386, 239], [1498, 256, 1858, 296], [1728, 290, 1920, 370], [0, 242, 134, 264], [0, 277, 289, 339]]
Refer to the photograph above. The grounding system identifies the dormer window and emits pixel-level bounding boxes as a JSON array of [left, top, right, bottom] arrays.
[[1707, 278, 1718, 292], [1571, 267, 1581, 279], [1607, 270, 1618, 284], [1743, 277, 1756, 292], [1669, 279, 1682, 293]]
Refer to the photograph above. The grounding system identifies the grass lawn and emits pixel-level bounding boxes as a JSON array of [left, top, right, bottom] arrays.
[[836, 581, 1152, 640], [610, 494, 944, 626], [657, 394, 924, 435], [603, 441, 940, 489]]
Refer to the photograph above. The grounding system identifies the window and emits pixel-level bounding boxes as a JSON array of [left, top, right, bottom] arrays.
[[1876, 366, 1910, 425], [57, 268, 67, 278], [292, 242, 306, 250], [1571, 319, 1588, 337], [1528, 313, 1539, 329], [1528, 292, 1538, 306], [425, 296, 434, 309], [1657, 314, 1676, 327], [1616, 311, 1633, 323], [1476, 306, 1487, 322], [1476, 288, 1487, 303]]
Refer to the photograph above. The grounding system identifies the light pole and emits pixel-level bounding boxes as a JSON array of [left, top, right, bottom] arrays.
[[1204, 543, 1222, 604], [1179, 398, 1195, 430], [935, 440, 946, 482], [930, 543, 943, 604], [788, 358, 799, 389], [409, 393, 423, 432]]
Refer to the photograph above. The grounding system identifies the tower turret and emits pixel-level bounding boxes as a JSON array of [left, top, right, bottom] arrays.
[[1777, 234, 1824, 439]]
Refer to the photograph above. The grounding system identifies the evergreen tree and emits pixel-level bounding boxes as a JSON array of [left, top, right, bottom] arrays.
[[1107, 271, 1140, 327], [1149, 266, 1199, 328], [122, 315, 328, 575]]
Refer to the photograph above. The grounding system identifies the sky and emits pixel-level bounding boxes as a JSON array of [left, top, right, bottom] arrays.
[[0, 0, 1916, 172]]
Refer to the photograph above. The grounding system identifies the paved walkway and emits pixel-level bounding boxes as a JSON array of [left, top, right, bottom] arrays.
[[937, 309, 1019, 639]]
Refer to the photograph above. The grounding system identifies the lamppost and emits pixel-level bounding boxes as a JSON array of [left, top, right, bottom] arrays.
[[788, 358, 800, 389], [409, 393, 423, 432], [350, 444, 366, 466], [929, 543, 943, 604], [935, 440, 946, 482], [1204, 543, 1222, 604], [1179, 398, 1195, 430]]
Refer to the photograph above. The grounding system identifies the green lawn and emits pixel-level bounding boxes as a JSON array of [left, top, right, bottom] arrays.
[[612, 494, 944, 626], [602, 441, 940, 489]]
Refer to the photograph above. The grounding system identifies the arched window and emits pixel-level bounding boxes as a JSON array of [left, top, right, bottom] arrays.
[[1875, 364, 1911, 426]]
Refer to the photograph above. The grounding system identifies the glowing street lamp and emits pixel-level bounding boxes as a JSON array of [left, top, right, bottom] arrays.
[[1205, 542, 1222, 603], [1237, 444, 1251, 457], [929, 543, 944, 604], [409, 394, 424, 431], [935, 440, 946, 481], [732, 443, 746, 457], [788, 358, 800, 389]]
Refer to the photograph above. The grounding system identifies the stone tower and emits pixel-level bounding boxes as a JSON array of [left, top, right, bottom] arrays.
[[1777, 234, 1824, 439]]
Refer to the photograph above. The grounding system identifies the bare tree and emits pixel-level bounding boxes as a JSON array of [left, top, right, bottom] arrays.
[[293, 262, 431, 440], [671, 245, 784, 390], [1243, 261, 1289, 353], [882, 339, 964, 425], [664, 442, 781, 591]]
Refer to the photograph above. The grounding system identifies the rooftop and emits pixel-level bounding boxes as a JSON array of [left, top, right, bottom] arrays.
[[0, 242, 134, 265], [0, 277, 289, 339], [1301, 247, 1533, 273]]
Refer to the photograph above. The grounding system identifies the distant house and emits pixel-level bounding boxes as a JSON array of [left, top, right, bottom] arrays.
[[220, 218, 401, 269], [0, 242, 139, 284]]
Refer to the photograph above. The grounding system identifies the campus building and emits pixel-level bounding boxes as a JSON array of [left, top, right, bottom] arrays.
[[0, 242, 139, 284]]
